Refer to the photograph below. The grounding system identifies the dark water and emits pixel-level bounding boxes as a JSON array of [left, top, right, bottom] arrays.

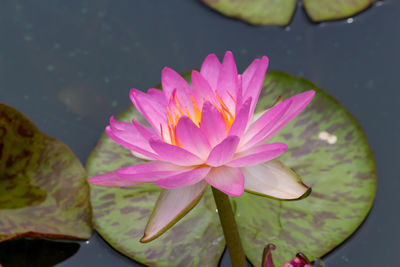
[[0, 0, 399, 266]]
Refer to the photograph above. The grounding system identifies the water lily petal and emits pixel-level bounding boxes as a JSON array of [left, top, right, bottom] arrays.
[[200, 53, 221, 92], [228, 143, 287, 167], [243, 56, 269, 117], [140, 180, 208, 243], [205, 166, 244, 197], [200, 101, 227, 147], [108, 116, 160, 151], [176, 116, 211, 159], [131, 118, 158, 139], [242, 159, 311, 200], [206, 135, 240, 167], [129, 88, 167, 136], [261, 90, 315, 141], [217, 51, 238, 114], [239, 98, 293, 151], [150, 138, 204, 166], [106, 126, 159, 160], [156, 166, 211, 189], [131, 151, 154, 161], [242, 58, 261, 92], [191, 70, 219, 106], [228, 97, 252, 139], [161, 67, 192, 101], [89, 171, 145, 187], [245, 91, 315, 150], [115, 161, 188, 181], [147, 88, 168, 106]]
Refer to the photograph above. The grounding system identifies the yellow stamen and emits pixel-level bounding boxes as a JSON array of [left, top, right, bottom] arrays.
[[163, 87, 237, 145]]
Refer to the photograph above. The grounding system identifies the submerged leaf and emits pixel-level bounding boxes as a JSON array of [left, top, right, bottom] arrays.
[[236, 72, 376, 266], [201, 0, 297, 26], [0, 104, 92, 242]]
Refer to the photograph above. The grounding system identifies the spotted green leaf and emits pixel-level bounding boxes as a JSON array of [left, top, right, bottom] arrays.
[[201, 0, 297, 26], [236, 72, 376, 266], [302, 0, 374, 22], [86, 83, 225, 266], [86, 71, 375, 266], [0, 104, 92, 242]]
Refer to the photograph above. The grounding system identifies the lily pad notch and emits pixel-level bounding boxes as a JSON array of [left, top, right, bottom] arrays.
[[201, 0, 378, 25]]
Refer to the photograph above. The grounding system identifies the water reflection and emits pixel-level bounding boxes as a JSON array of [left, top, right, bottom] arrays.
[[0, 238, 80, 267]]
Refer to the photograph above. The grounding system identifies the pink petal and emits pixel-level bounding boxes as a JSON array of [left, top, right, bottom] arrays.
[[239, 98, 292, 151], [147, 88, 168, 106], [235, 74, 243, 114], [191, 70, 219, 106], [109, 116, 157, 150], [227, 143, 287, 167], [131, 118, 158, 140], [242, 91, 315, 150], [140, 180, 207, 242], [115, 161, 187, 181], [106, 126, 159, 160], [131, 151, 155, 161], [243, 56, 269, 117], [89, 171, 145, 187], [206, 135, 239, 167], [242, 159, 310, 200], [149, 138, 204, 166], [242, 58, 261, 92], [217, 51, 238, 114], [176, 116, 211, 159], [205, 166, 244, 197], [228, 97, 251, 139], [129, 88, 167, 135], [200, 53, 221, 92], [200, 101, 227, 147], [156, 166, 211, 189], [161, 67, 191, 101]]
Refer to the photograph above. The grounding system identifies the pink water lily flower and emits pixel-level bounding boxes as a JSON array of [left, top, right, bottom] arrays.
[[89, 51, 315, 242]]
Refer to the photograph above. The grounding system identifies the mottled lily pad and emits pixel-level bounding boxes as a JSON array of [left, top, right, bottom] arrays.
[[201, 0, 376, 25], [201, 0, 297, 26], [302, 0, 374, 22], [0, 104, 92, 242], [86, 87, 225, 266], [87, 71, 375, 266], [236, 72, 376, 266]]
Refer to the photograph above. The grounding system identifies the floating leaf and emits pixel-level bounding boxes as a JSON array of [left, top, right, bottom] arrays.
[[87, 71, 375, 266], [0, 104, 92, 242], [86, 73, 225, 266], [235, 72, 376, 266], [302, 0, 373, 22], [201, 0, 376, 25], [201, 0, 297, 26]]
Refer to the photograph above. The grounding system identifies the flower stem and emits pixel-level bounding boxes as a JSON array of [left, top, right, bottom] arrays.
[[212, 187, 247, 267]]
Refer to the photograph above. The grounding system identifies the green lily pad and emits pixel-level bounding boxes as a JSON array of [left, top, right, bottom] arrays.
[[201, 0, 376, 25], [86, 83, 225, 266], [302, 0, 374, 22], [87, 71, 375, 266], [0, 104, 92, 242], [236, 72, 376, 266], [201, 0, 297, 26]]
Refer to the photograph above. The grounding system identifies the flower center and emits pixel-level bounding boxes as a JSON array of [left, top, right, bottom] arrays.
[[161, 90, 236, 146]]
